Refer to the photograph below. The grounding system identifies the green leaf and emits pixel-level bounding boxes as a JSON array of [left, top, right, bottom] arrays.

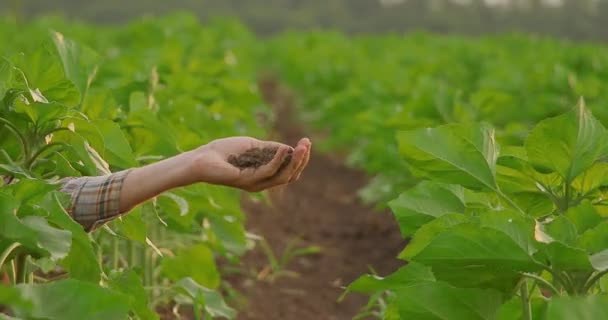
[[14, 279, 130, 320], [0, 285, 32, 313], [400, 213, 469, 260], [573, 162, 608, 193], [51, 31, 99, 102], [71, 119, 136, 169], [536, 242, 593, 272], [162, 244, 220, 289], [160, 192, 189, 217], [43, 194, 101, 282], [509, 192, 553, 218], [397, 123, 499, 191], [113, 207, 146, 243], [207, 213, 248, 256], [108, 270, 159, 320], [498, 296, 547, 320], [430, 263, 523, 294], [577, 221, 608, 255], [13, 48, 80, 107], [347, 262, 435, 294], [0, 190, 71, 261], [393, 281, 503, 320], [413, 223, 541, 272], [175, 278, 236, 319], [544, 295, 608, 320], [389, 182, 465, 236], [91, 120, 137, 168], [21, 216, 71, 261], [542, 215, 578, 246], [565, 201, 603, 235], [479, 209, 537, 254], [525, 101, 608, 182]]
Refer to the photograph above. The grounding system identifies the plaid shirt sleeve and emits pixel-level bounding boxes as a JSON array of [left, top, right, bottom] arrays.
[[59, 170, 132, 232]]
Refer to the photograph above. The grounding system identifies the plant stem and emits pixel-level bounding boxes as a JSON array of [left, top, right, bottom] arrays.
[[25, 142, 69, 169], [0, 243, 21, 270], [563, 183, 571, 213], [15, 253, 27, 284], [112, 237, 120, 270], [128, 240, 138, 268], [521, 280, 532, 320], [521, 272, 560, 296], [583, 269, 608, 293], [0, 117, 29, 159]]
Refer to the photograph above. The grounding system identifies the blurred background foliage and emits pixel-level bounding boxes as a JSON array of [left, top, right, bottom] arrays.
[[1, 0, 607, 40]]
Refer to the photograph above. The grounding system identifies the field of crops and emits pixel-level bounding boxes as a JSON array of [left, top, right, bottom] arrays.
[[3, 12, 608, 320]]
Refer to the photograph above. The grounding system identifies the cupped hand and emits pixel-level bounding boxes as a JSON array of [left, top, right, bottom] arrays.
[[192, 136, 311, 192]]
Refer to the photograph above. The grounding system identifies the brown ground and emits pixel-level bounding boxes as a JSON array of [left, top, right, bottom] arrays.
[[225, 79, 405, 320]]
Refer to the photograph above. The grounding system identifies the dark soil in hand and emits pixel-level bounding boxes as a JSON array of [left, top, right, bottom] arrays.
[[228, 147, 294, 171], [228, 147, 278, 169]]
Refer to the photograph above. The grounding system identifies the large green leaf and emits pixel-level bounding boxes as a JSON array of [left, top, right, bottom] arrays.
[[565, 201, 603, 235], [429, 263, 523, 295], [525, 102, 608, 183], [397, 123, 499, 191], [13, 279, 130, 320], [13, 48, 80, 107], [393, 281, 503, 320], [579, 221, 608, 255], [389, 182, 465, 236], [0, 189, 71, 262], [108, 270, 159, 320], [413, 223, 541, 271], [400, 213, 469, 260], [90, 119, 137, 168], [175, 278, 236, 319], [20, 216, 71, 261], [43, 193, 101, 282], [479, 209, 537, 254], [535, 242, 593, 272], [161, 244, 220, 289], [542, 215, 578, 246], [544, 295, 608, 320], [72, 119, 136, 169], [51, 31, 100, 102]]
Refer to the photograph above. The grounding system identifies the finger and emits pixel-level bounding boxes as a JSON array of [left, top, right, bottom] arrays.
[[253, 145, 291, 179], [259, 143, 307, 188], [292, 140, 311, 182]]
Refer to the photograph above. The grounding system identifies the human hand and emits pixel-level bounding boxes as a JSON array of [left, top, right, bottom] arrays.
[[191, 136, 311, 192]]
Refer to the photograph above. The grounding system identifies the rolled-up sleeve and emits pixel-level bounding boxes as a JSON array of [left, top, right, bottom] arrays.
[[59, 170, 132, 231]]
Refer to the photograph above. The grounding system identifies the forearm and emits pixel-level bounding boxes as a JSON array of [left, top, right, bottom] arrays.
[[119, 149, 199, 213], [59, 149, 202, 231]]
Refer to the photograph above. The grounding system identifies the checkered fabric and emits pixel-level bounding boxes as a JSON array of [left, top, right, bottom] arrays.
[[59, 170, 132, 231]]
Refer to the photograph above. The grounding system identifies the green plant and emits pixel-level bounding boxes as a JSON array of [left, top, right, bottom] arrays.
[[256, 237, 321, 282], [346, 101, 608, 319], [0, 14, 267, 319]]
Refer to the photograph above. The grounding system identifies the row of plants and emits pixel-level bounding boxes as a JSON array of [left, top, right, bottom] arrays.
[[265, 32, 608, 318], [265, 31, 608, 203], [1, 14, 268, 319]]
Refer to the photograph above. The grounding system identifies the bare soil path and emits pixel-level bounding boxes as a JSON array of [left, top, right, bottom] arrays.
[[227, 80, 405, 320]]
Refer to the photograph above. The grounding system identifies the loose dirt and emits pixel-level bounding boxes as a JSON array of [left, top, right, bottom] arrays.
[[228, 147, 291, 170], [225, 79, 406, 320]]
